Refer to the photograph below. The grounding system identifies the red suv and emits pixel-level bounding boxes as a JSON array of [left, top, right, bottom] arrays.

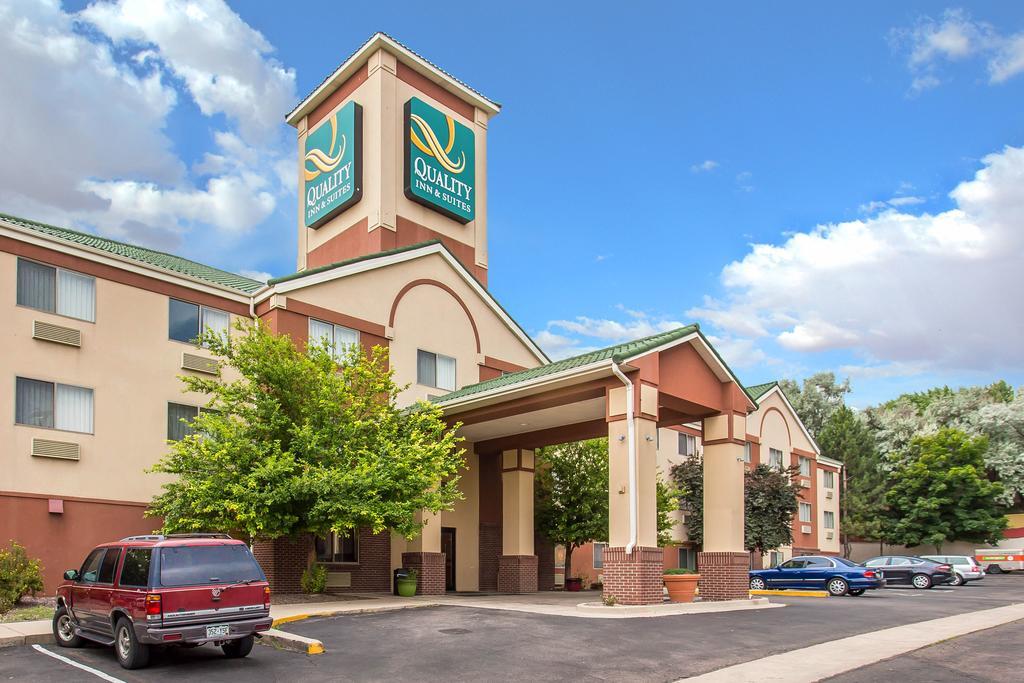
[[53, 534, 272, 669]]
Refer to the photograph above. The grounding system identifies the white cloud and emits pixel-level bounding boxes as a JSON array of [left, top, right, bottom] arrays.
[[79, 0, 296, 144], [535, 310, 689, 360], [837, 361, 927, 380], [0, 0, 296, 249], [691, 144, 1024, 373], [690, 160, 719, 173], [893, 9, 1024, 90], [705, 335, 770, 370], [239, 269, 272, 283], [859, 195, 926, 214]]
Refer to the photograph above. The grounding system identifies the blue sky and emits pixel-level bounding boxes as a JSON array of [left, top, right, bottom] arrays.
[[2, 1, 1023, 406]]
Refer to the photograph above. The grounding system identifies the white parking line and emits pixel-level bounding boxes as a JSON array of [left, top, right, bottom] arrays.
[[31, 644, 126, 683]]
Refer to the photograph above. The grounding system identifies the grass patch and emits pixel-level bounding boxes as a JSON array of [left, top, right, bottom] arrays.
[[1, 604, 54, 623]]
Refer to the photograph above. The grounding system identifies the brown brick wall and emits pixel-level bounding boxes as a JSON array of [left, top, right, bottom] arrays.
[[535, 533, 555, 592], [497, 555, 538, 593], [252, 534, 313, 593], [602, 546, 664, 605], [479, 522, 502, 591], [697, 551, 750, 601], [402, 551, 445, 595], [322, 528, 391, 593]]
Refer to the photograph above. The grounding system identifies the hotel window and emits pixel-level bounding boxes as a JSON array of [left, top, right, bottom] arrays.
[[309, 319, 360, 362], [417, 350, 456, 391], [824, 511, 835, 530], [799, 457, 811, 477], [769, 448, 784, 470], [823, 470, 835, 488], [678, 433, 697, 457], [167, 403, 199, 441], [799, 502, 813, 523], [17, 258, 96, 322], [168, 298, 229, 344], [744, 441, 752, 463], [769, 551, 784, 568], [593, 542, 607, 569], [315, 529, 357, 563], [15, 377, 94, 433]]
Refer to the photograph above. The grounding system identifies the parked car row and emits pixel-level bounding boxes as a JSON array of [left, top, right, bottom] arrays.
[[748, 554, 982, 596]]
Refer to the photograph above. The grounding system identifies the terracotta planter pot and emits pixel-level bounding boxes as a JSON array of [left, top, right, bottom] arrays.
[[564, 577, 583, 592], [664, 574, 700, 603]]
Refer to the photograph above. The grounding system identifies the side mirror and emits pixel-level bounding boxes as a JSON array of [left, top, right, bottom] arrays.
[[64, 569, 79, 581]]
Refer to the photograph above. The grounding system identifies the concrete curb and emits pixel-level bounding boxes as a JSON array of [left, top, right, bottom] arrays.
[[271, 601, 440, 629], [0, 622, 54, 648], [750, 589, 829, 598], [575, 597, 777, 618], [259, 628, 324, 655]]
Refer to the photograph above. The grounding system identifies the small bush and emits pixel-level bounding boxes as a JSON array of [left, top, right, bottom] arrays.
[[602, 594, 617, 606], [663, 568, 697, 575], [0, 542, 44, 614], [300, 563, 327, 594]]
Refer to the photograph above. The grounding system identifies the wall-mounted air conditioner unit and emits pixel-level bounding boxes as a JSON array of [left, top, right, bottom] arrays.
[[826, 532, 834, 540], [32, 438, 80, 461], [801, 524, 812, 534], [825, 490, 834, 499], [182, 352, 218, 375], [33, 320, 81, 347]]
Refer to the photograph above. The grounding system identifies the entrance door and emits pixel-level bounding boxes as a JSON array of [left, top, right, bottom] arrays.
[[441, 527, 456, 592]]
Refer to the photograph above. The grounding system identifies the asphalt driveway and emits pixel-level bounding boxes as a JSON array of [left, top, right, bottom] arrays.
[[2, 575, 1022, 682]]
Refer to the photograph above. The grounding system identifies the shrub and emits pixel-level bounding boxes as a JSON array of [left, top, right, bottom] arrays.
[[300, 563, 327, 594], [0, 542, 44, 614], [663, 568, 697, 575], [602, 594, 617, 606]]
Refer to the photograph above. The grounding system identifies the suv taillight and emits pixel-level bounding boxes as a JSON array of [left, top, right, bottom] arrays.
[[263, 585, 271, 608], [145, 594, 162, 617]]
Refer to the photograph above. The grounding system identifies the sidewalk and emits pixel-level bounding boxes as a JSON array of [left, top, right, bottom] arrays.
[[0, 620, 52, 648], [679, 602, 1024, 682]]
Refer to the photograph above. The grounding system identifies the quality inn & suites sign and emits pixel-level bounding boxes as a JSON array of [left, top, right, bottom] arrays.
[[404, 97, 475, 223], [304, 101, 362, 229]]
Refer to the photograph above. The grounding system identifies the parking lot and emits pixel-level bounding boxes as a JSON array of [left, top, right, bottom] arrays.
[[2, 575, 1022, 682]]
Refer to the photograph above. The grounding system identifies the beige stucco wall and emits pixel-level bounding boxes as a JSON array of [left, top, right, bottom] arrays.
[[297, 48, 489, 273], [0, 251, 237, 502], [283, 251, 542, 405], [440, 447, 479, 591]]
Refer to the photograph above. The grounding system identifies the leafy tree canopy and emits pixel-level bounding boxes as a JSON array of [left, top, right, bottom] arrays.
[[884, 428, 1006, 552], [148, 321, 465, 541], [778, 372, 850, 438]]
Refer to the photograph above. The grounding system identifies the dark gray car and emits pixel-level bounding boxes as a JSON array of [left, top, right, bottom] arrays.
[[862, 555, 954, 589]]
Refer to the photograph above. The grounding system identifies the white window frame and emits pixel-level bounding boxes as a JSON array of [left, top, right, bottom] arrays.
[[168, 298, 230, 346], [14, 376, 94, 434], [769, 448, 784, 470], [823, 470, 835, 489], [743, 441, 751, 463], [799, 456, 811, 477], [417, 349, 457, 392], [799, 502, 813, 523], [308, 318, 360, 362], [593, 542, 607, 569], [16, 257, 96, 323], [678, 433, 696, 457], [823, 510, 835, 530]]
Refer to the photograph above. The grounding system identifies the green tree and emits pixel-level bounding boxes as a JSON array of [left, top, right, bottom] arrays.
[[535, 439, 609, 580], [670, 459, 801, 554], [148, 320, 465, 542], [817, 406, 888, 555], [778, 372, 850, 438], [884, 428, 1007, 552]]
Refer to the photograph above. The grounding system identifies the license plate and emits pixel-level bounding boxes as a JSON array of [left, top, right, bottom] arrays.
[[206, 625, 230, 638]]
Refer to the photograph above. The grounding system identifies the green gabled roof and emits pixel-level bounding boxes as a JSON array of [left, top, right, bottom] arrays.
[[745, 381, 778, 401], [1, 212, 264, 294], [434, 325, 701, 403], [267, 240, 441, 285]]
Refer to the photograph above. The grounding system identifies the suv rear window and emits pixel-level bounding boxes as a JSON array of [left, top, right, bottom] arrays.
[[158, 544, 263, 587], [119, 549, 152, 587]]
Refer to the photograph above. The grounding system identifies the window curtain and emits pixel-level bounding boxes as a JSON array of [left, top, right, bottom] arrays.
[[55, 384, 93, 433], [16, 259, 56, 312], [333, 325, 360, 360], [201, 307, 230, 339], [57, 270, 96, 322], [15, 377, 54, 427], [417, 350, 436, 387], [309, 319, 334, 352], [167, 403, 199, 441], [436, 354, 456, 391]]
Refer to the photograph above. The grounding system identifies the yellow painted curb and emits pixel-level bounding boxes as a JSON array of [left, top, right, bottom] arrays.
[[307, 642, 325, 655], [750, 589, 829, 597], [272, 614, 312, 628]]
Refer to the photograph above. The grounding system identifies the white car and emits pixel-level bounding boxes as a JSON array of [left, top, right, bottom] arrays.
[[921, 555, 985, 585]]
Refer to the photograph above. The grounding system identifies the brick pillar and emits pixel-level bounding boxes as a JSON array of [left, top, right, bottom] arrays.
[[252, 534, 313, 593], [401, 551, 445, 595], [697, 551, 750, 601], [535, 533, 555, 592], [479, 522, 502, 591], [602, 546, 664, 605], [497, 555, 538, 593]]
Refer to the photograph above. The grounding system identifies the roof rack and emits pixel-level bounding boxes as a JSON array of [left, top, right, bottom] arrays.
[[120, 533, 233, 542]]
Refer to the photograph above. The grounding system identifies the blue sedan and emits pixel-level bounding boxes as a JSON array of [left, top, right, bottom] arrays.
[[749, 555, 884, 596]]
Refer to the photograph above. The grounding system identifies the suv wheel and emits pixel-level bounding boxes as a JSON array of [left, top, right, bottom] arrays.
[[222, 635, 254, 659], [52, 606, 83, 648], [114, 617, 151, 670], [912, 573, 933, 589], [827, 578, 849, 596]]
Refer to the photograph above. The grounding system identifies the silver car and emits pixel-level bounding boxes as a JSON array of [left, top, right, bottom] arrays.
[[921, 555, 985, 585]]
